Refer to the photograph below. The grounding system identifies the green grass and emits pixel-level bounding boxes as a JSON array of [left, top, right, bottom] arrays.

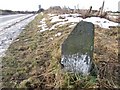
[[1, 12, 119, 89]]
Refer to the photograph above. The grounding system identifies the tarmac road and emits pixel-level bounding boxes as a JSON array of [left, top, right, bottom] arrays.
[[0, 14, 37, 57]]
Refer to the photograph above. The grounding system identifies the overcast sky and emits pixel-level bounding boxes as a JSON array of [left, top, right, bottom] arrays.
[[0, 0, 119, 11]]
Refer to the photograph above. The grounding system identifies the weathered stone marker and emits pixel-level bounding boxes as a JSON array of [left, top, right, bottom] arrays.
[[61, 21, 95, 75]]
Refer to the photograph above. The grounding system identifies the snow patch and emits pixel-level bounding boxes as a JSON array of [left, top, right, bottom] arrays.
[[83, 17, 118, 29], [55, 32, 62, 37], [39, 18, 49, 32], [49, 37, 54, 40], [38, 13, 118, 33]]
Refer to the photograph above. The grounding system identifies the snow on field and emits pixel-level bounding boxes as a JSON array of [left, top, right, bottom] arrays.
[[51, 14, 81, 23], [38, 18, 49, 32], [50, 14, 118, 29], [38, 13, 118, 33], [0, 14, 37, 57], [84, 17, 118, 29], [55, 32, 62, 37]]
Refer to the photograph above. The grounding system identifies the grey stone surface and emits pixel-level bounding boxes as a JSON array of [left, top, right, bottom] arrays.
[[61, 21, 95, 75]]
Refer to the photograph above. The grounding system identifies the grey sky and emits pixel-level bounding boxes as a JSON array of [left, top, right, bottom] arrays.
[[0, 0, 119, 11]]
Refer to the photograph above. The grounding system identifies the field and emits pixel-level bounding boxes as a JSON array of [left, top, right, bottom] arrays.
[[2, 13, 119, 89]]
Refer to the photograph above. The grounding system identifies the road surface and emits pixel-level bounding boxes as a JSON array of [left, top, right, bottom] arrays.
[[0, 14, 37, 57], [0, 14, 26, 23]]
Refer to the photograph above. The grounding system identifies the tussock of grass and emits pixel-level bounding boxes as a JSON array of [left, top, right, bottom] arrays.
[[2, 12, 119, 89]]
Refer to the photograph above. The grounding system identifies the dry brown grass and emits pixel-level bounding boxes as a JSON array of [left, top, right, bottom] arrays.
[[2, 12, 119, 89], [94, 27, 119, 88]]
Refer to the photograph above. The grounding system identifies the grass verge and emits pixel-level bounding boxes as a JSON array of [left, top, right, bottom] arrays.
[[2, 12, 119, 89]]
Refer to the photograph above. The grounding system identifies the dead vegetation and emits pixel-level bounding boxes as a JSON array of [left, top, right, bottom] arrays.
[[94, 27, 119, 88], [46, 1, 120, 23], [1, 12, 119, 89]]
